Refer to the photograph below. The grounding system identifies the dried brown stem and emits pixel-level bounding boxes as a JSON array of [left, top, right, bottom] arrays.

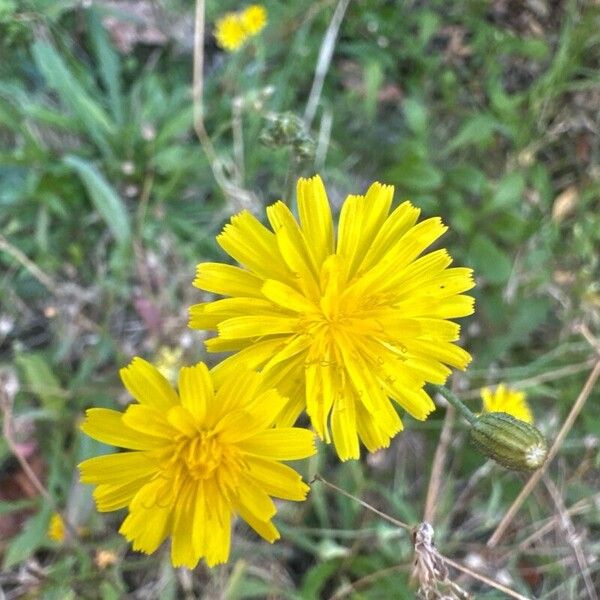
[[0, 379, 78, 542], [314, 475, 532, 599], [312, 473, 411, 531], [459, 358, 596, 400], [543, 474, 598, 600], [423, 402, 456, 524]]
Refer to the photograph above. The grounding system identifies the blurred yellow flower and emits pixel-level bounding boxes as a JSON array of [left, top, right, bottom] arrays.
[[154, 345, 183, 384], [79, 358, 315, 568], [214, 13, 247, 52], [48, 512, 65, 542], [241, 4, 267, 36], [480, 383, 533, 423], [190, 175, 475, 460], [214, 5, 267, 52]]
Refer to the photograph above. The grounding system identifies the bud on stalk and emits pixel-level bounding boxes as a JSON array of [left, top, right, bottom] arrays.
[[470, 412, 548, 471]]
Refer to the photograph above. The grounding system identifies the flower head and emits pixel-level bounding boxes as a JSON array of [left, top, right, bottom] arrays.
[[79, 358, 315, 568], [480, 384, 532, 423], [241, 4, 267, 36], [190, 175, 475, 460], [214, 13, 247, 52], [48, 512, 65, 542]]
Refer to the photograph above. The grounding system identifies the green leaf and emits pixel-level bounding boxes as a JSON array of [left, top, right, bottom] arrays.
[[3, 504, 50, 569], [487, 171, 526, 212], [387, 150, 443, 192], [403, 97, 428, 134], [469, 234, 513, 284], [15, 353, 67, 413], [363, 59, 383, 122], [64, 155, 131, 244], [443, 114, 501, 155], [86, 7, 124, 125], [301, 560, 341, 599], [31, 40, 114, 156], [0, 499, 37, 516]]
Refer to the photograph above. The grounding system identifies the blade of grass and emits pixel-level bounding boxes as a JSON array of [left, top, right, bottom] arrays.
[[32, 40, 115, 157], [86, 7, 124, 126], [64, 155, 131, 245]]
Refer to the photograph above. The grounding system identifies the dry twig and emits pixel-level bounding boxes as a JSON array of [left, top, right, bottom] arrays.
[[0, 372, 78, 542], [543, 475, 598, 600], [423, 402, 456, 524]]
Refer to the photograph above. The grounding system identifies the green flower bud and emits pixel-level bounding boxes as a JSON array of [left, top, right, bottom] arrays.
[[259, 112, 315, 162], [470, 412, 547, 471]]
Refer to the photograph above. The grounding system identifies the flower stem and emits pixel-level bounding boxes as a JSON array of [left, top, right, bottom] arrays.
[[437, 386, 478, 425]]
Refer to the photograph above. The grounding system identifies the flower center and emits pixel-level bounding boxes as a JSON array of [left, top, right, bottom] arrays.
[[167, 432, 237, 481]]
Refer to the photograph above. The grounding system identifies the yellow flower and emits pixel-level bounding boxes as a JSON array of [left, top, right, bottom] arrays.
[[48, 512, 65, 542], [190, 175, 475, 460], [79, 358, 315, 568], [214, 13, 247, 52], [241, 4, 267, 36], [480, 383, 533, 423], [154, 345, 183, 384]]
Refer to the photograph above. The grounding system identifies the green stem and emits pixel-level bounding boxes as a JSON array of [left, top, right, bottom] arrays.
[[437, 386, 478, 425]]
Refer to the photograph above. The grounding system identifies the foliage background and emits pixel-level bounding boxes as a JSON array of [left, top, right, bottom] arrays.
[[0, 0, 599, 598]]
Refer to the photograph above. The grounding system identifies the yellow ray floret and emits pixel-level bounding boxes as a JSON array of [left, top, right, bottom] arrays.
[[214, 5, 267, 52], [79, 358, 315, 569], [190, 175, 476, 460], [48, 512, 65, 542], [214, 13, 247, 52], [241, 5, 267, 36], [480, 383, 533, 424]]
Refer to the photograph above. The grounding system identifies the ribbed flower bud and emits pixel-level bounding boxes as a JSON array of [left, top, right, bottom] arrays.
[[259, 112, 315, 159], [470, 412, 547, 471]]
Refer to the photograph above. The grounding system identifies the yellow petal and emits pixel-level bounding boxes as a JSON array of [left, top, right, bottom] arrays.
[[79, 451, 158, 485], [356, 402, 403, 453], [337, 182, 394, 277], [266, 201, 320, 298], [193, 481, 231, 566], [189, 297, 276, 330], [122, 405, 177, 439], [81, 408, 165, 450], [178, 362, 212, 425], [235, 502, 280, 543], [262, 279, 319, 314], [217, 390, 285, 442], [236, 477, 277, 521], [211, 369, 263, 426], [297, 175, 334, 266], [193, 262, 263, 297], [245, 456, 310, 501], [167, 405, 198, 437], [408, 339, 472, 370], [94, 477, 148, 512], [360, 200, 421, 271], [119, 357, 179, 411], [210, 339, 286, 382], [217, 210, 290, 281], [119, 478, 173, 554], [170, 482, 198, 568], [218, 315, 298, 339], [239, 428, 316, 460], [331, 395, 359, 461]]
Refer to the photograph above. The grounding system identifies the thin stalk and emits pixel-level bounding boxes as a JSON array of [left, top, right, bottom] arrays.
[[437, 385, 478, 425]]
